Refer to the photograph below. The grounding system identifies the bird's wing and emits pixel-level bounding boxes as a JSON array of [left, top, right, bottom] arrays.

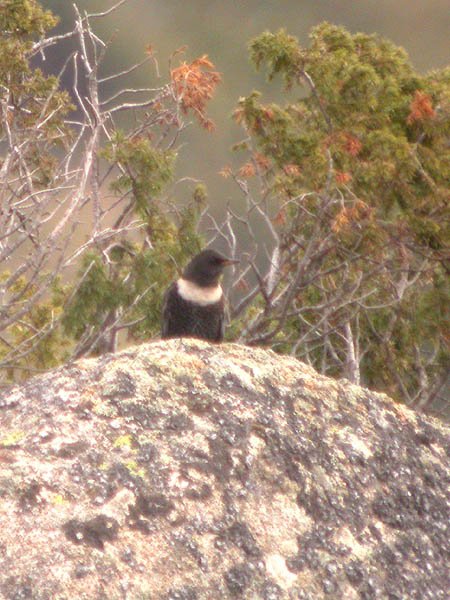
[[161, 283, 177, 338]]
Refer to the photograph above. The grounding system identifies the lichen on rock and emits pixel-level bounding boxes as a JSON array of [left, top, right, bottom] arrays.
[[0, 339, 448, 599]]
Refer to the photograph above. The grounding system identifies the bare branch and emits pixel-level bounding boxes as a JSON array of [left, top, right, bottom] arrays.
[[87, 0, 129, 19]]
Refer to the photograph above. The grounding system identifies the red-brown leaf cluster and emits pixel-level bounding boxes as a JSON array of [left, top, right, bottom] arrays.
[[332, 200, 371, 233], [238, 162, 256, 178], [335, 171, 352, 185], [171, 55, 221, 130], [254, 152, 271, 171], [407, 90, 436, 125], [343, 133, 362, 157], [219, 165, 232, 178], [283, 164, 301, 177], [262, 108, 275, 121]]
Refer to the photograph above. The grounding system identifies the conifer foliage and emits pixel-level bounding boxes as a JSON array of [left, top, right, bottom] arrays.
[[224, 25, 449, 414]]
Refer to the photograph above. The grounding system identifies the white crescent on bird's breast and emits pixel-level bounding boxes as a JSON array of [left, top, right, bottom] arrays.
[[176, 278, 223, 306]]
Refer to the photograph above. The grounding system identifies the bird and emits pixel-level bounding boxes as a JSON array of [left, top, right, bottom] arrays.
[[161, 249, 238, 342]]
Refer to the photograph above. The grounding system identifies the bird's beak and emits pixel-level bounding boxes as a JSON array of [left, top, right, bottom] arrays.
[[221, 258, 240, 266]]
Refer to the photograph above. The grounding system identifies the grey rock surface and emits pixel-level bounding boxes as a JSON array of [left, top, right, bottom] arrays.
[[0, 339, 448, 599]]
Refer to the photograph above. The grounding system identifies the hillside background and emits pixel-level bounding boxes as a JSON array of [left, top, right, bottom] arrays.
[[41, 0, 450, 208]]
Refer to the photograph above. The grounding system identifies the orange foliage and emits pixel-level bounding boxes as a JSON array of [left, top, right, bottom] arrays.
[[332, 209, 350, 233], [323, 131, 362, 157], [219, 166, 232, 178], [407, 91, 436, 124], [283, 164, 301, 177], [254, 152, 271, 171], [238, 162, 256, 178], [332, 200, 371, 233], [343, 133, 362, 157], [234, 153, 270, 180], [335, 171, 352, 184], [171, 55, 221, 130], [262, 108, 275, 121]]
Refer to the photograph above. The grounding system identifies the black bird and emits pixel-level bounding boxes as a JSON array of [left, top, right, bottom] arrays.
[[161, 249, 238, 342]]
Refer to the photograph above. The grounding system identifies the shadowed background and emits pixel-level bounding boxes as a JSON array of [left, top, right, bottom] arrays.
[[40, 0, 450, 212]]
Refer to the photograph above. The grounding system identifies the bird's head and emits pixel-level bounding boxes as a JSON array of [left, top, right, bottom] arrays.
[[183, 249, 239, 287]]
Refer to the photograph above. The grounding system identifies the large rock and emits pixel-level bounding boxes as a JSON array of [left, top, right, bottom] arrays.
[[0, 339, 448, 599]]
